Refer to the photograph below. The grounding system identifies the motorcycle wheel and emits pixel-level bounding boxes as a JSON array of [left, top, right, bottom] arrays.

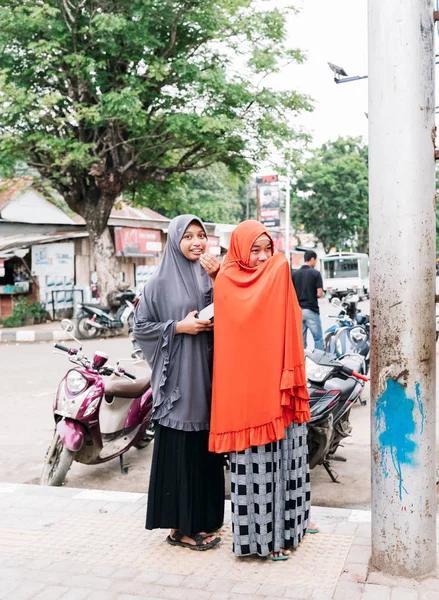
[[75, 315, 99, 339], [127, 312, 134, 332], [307, 433, 320, 470], [41, 435, 75, 486]]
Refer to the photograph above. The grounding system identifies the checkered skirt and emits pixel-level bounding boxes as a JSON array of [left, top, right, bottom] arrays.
[[230, 422, 311, 557]]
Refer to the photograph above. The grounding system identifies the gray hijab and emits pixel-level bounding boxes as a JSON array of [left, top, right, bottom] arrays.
[[133, 215, 213, 431]]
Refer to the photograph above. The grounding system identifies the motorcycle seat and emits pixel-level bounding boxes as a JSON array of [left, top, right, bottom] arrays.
[[104, 360, 152, 398], [82, 304, 112, 313]]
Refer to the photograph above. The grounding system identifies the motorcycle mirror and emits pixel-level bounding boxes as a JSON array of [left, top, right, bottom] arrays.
[[60, 319, 82, 349], [61, 319, 74, 332], [331, 297, 341, 307]]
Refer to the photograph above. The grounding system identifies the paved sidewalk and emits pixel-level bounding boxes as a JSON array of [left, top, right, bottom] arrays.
[[0, 322, 70, 343], [0, 483, 438, 600]]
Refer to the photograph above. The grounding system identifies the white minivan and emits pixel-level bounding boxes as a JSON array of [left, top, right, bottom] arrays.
[[322, 252, 369, 299]]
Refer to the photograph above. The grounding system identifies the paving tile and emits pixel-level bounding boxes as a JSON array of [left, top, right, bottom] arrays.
[[3, 581, 47, 600], [230, 581, 261, 595], [87, 592, 118, 600], [346, 544, 371, 565], [362, 584, 391, 600], [184, 575, 213, 589], [390, 588, 419, 600], [333, 582, 365, 600], [33, 586, 70, 600], [310, 590, 333, 600], [422, 579, 439, 592], [420, 593, 439, 600], [257, 583, 288, 597], [0, 579, 22, 598], [160, 587, 212, 600], [333, 522, 360, 536], [339, 562, 368, 584], [210, 595, 255, 600], [206, 579, 235, 593], [283, 589, 314, 599], [61, 590, 94, 600], [133, 572, 162, 585]]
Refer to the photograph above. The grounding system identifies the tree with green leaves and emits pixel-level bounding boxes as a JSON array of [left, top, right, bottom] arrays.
[[136, 163, 252, 223], [0, 0, 311, 300], [292, 137, 369, 254]]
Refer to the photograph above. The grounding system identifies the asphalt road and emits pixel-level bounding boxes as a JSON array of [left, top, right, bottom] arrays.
[[0, 298, 374, 509]]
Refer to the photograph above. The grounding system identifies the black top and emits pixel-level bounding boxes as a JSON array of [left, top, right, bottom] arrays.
[[292, 265, 323, 314]]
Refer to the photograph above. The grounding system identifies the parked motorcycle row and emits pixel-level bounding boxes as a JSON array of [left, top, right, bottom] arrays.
[[75, 289, 136, 339], [41, 294, 371, 486]]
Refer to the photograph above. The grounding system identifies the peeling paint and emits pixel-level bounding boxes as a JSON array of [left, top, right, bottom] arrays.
[[376, 379, 421, 500]]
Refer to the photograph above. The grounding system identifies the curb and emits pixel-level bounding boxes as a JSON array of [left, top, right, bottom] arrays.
[[0, 329, 70, 343]]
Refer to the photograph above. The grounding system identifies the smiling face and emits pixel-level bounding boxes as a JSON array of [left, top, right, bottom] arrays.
[[248, 234, 273, 268], [180, 221, 207, 260]]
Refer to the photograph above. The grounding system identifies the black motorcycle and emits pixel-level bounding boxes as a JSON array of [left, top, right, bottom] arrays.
[[324, 294, 370, 374], [306, 349, 368, 483], [75, 289, 136, 339]]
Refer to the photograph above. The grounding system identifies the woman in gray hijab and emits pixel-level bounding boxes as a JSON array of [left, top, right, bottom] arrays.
[[134, 214, 224, 551]]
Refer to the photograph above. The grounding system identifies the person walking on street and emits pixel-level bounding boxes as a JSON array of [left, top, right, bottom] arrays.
[[134, 214, 225, 552], [292, 250, 324, 351]]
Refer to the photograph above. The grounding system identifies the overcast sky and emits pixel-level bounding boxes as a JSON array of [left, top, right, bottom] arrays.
[[267, 0, 369, 148]]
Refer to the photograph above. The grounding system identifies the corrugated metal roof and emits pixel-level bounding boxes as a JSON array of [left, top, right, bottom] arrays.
[[0, 178, 170, 225], [0, 230, 88, 255]]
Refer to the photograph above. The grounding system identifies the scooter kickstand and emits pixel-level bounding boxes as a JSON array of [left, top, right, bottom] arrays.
[[323, 461, 340, 483], [120, 454, 129, 474]]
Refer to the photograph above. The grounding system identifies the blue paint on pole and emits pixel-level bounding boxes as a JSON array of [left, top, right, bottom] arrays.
[[376, 379, 420, 500], [415, 382, 425, 434]]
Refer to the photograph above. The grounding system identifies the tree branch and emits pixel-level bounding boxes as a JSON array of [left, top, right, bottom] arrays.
[[161, 0, 192, 60]]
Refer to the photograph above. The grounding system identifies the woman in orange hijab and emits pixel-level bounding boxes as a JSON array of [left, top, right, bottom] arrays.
[[210, 220, 316, 560]]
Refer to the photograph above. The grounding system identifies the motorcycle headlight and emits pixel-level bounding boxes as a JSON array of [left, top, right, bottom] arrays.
[[66, 370, 88, 395], [349, 327, 367, 344], [305, 357, 333, 383], [83, 397, 100, 417]]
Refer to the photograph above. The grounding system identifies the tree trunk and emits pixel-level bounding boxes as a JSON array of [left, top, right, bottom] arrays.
[[87, 225, 121, 306]]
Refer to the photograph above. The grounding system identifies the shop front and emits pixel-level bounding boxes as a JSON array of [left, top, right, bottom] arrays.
[[0, 250, 34, 320]]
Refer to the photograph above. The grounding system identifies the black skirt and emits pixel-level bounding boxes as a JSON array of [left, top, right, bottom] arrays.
[[146, 424, 225, 537]]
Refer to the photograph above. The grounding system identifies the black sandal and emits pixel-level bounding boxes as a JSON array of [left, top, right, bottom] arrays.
[[166, 531, 221, 551]]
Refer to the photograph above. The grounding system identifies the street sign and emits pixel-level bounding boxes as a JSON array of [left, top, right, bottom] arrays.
[[256, 174, 278, 184], [114, 227, 162, 256], [260, 207, 280, 227]]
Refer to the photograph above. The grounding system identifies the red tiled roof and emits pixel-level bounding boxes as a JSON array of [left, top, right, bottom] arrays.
[[110, 202, 169, 221]]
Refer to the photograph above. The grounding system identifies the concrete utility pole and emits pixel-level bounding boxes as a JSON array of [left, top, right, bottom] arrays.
[[284, 167, 291, 266], [369, 0, 437, 577]]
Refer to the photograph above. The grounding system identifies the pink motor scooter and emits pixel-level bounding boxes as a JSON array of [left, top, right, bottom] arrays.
[[41, 320, 153, 486]]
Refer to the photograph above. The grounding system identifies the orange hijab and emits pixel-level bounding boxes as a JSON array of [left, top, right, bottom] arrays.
[[209, 220, 310, 454]]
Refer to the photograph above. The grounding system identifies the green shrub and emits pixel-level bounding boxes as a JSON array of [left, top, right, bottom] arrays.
[[28, 301, 48, 323], [2, 315, 23, 328]]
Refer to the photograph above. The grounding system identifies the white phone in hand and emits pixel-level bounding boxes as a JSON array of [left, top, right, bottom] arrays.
[[197, 303, 214, 321]]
